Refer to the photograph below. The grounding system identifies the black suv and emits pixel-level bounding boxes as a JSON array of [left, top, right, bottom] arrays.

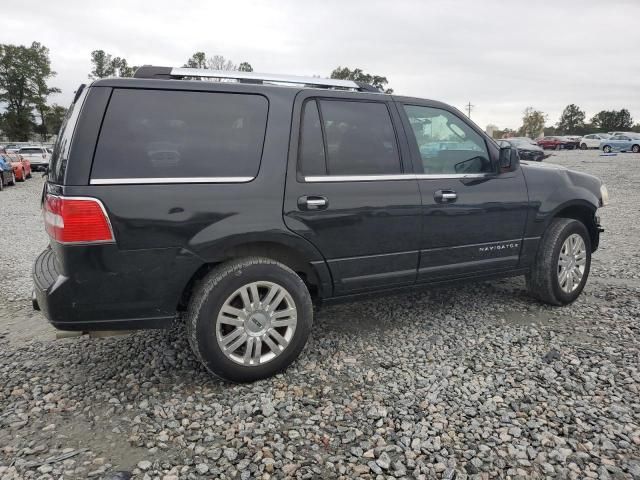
[[33, 66, 607, 382]]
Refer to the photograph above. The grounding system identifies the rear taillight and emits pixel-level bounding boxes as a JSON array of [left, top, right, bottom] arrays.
[[44, 194, 114, 244]]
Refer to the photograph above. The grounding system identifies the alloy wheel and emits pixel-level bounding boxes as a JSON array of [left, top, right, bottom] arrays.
[[216, 281, 297, 366], [557, 233, 587, 294]]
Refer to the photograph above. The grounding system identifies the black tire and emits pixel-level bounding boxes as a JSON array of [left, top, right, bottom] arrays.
[[27, 171, 32, 179], [8, 172, 15, 186], [186, 257, 313, 382], [632, 144, 640, 153], [603, 145, 612, 153], [526, 218, 591, 306], [0, 176, 4, 191], [580, 143, 588, 150]]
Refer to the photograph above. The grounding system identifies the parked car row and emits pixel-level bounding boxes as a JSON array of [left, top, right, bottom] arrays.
[[0, 148, 35, 192]]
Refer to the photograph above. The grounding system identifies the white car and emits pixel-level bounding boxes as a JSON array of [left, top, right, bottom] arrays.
[[17, 146, 51, 171], [580, 134, 611, 150]]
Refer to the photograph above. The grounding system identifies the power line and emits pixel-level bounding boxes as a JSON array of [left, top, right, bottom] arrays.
[[465, 101, 474, 119]]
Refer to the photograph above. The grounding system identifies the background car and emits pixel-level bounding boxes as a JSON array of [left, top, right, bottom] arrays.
[[580, 134, 611, 149], [499, 138, 545, 161], [2, 152, 32, 181], [536, 136, 577, 150], [17, 146, 51, 171], [600, 134, 640, 153], [0, 155, 16, 190]]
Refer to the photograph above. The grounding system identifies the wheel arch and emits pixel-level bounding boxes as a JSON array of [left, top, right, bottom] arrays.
[[548, 201, 599, 252], [178, 237, 332, 311]]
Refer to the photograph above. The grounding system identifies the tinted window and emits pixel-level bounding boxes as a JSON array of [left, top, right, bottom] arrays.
[[19, 148, 44, 154], [318, 100, 400, 175], [92, 89, 268, 180], [403, 105, 492, 174], [298, 100, 326, 176]]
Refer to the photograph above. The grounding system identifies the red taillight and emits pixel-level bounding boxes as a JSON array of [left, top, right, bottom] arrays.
[[44, 195, 114, 244]]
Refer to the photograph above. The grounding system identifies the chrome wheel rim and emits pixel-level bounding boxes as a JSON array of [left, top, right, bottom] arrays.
[[216, 281, 297, 366], [557, 233, 587, 293]]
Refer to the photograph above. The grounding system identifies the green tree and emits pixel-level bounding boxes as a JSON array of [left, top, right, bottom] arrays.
[[330, 67, 393, 93], [183, 52, 238, 71], [590, 109, 634, 132], [556, 104, 585, 134], [89, 50, 138, 79], [238, 62, 253, 72], [0, 42, 59, 141], [518, 107, 547, 138], [44, 104, 67, 137]]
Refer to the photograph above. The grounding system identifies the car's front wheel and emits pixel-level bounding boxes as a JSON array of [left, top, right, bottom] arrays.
[[580, 143, 588, 150], [603, 145, 612, 153], [526, 218, 591, 306], [186, 257, 313, 382], [632, 144, 640, 153]]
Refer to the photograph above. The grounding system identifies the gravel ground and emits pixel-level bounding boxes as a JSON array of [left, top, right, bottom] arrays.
[[0, 150, 639, 480]]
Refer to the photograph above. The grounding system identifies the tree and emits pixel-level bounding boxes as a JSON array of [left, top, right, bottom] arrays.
[[0, 42, 59, 141], [590, 109, 633, 132], [556, 104, 585, 134], [238, 62, 253, 72], [89, 50, 138, 79], [518, 107, 547, 138], [330, 67, 393, 93], [44, 104, 67, 137], [183, 52, 238, 70]]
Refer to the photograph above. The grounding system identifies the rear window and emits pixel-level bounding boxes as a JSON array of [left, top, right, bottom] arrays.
[[19, 148, 44, 154], [48, 85, 88, 184], [91, 89, 268, 182]]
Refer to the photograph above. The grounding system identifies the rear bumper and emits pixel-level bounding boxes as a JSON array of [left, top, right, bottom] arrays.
[[32, 246, 199, 331]]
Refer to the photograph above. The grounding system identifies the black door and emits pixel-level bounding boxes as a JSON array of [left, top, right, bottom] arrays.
[[283, 93, 422, 295], [397, 102, 529, 282]]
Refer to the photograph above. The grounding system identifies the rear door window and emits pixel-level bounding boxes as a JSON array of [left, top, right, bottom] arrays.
[[91, 89, 269, 182]]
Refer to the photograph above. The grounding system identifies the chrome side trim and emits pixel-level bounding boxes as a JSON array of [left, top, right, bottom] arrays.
[[304, 173, 489, 182], [89, 177, 254, 185], [170, 68, 361, 90]]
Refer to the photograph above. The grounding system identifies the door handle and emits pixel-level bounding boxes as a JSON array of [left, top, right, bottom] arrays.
[[298, 195, 328, 211], [434, 190, 457, 203]]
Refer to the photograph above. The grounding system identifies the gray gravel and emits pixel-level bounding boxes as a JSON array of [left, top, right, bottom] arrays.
[[1, 150, 639, 479]]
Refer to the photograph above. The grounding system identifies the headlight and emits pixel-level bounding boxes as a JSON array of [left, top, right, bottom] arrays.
[[600, 184, 609, 207]]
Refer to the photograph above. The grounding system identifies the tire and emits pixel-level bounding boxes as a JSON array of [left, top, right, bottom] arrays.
[[186, 257, 313, 382], [27, 171, 32, 179], [0, 176, 4, 191], [18, 169, 25, 182], [603, 145, 612, 153], [555, 144, 561, 150], [526, 218, 591, 306], [8, 172, 15, 186], [632, 144, 640, 153], [580, 143, 588, 150]]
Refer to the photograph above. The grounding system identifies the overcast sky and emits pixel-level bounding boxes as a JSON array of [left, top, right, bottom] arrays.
[[2, 0, 639, 130]]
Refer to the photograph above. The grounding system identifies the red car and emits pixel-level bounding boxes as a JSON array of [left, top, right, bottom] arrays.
[[536, 136, 577, 150], [2, 152, 32, 181]]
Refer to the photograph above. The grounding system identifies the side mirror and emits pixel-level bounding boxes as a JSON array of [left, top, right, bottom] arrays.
[[499, 146, 519, 172]]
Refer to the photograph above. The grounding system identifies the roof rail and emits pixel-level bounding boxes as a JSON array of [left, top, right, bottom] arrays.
[[133, 66, 381, 93]]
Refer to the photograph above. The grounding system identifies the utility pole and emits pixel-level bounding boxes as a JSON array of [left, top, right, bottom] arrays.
[[465, 101, 474, 119]]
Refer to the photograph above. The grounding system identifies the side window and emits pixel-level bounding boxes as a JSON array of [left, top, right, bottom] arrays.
[[403, 105, 492, 174], [298, 100, 326, 176], [318, 100, 401, 175], [92, 89, 268, 181]]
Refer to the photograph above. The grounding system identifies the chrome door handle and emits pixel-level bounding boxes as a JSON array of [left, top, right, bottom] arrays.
[[434, 190, 457, 203], [298, 195, 328, 210]]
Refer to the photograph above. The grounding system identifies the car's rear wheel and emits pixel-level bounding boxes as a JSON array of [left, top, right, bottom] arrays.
[[632, 144, 640, 153], [526, 218, 591, 306], [186, 257, 313, 382], [580, 143, 588, 150], [603, 145, 612, 153]]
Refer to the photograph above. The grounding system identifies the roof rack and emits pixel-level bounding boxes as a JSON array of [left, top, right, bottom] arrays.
[[133, 66, 381, 93]]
